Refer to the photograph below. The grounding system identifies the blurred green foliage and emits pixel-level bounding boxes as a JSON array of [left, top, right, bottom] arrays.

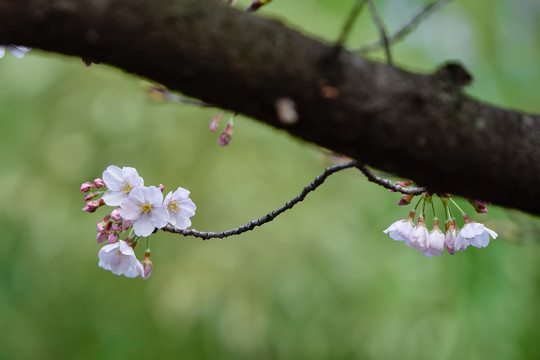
[[1, 0, 540, 359]]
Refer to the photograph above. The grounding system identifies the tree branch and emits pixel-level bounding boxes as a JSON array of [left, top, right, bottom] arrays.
[[0, 0, 539, 215], [163, 161, 359, 239]]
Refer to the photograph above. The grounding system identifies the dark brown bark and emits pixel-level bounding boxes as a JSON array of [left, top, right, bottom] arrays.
[[0, 0, 539, 215]]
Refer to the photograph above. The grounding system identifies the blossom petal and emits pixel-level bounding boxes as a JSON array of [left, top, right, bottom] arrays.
[[150, 205, 169, 229], [102, 189, 128, 207], [133, 215, 155, 237], [119, 197, 142, 220], [103, 165, 124, 190], [7, 45, 30, 58]]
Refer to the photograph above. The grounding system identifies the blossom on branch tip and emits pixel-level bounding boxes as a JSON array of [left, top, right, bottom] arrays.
[[407, 215, 429, 252], [98, 240, 144, 278], [444, 219, 461, 255], [457, 215, 498, 248], [423, 219, 445, 257], [102, 165, 144, 206], [119, 186, 169, 237], [164, 187, 197, 230], [0, 45, 31, 59], [383, 210, 415, 241]]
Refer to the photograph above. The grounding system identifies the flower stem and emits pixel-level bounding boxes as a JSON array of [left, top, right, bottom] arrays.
[[448, 197, 466, 215]]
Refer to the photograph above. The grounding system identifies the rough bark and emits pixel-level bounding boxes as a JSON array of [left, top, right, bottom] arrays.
[[0, 0, 539, 215]]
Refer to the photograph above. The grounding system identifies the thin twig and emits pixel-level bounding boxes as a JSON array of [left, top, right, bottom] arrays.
[[336, 0, 366, 48], [162, 161, 359, 239], [355, 164, 426, 194], [365, 0, 393, 65], [357, 0, 453, 54]]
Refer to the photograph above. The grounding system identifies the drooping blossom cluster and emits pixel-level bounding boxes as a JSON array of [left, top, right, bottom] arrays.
[[81, 165, 196, 279], [0, 45, 31, 59], [383, 191, 497, 257]]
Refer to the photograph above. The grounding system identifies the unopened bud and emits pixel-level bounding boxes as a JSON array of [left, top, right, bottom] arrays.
[[398, 193, 414, 206], [159, 184, 164, 192], [83, 199, 105, 213], [108, 233, 119, 243], [96, 232, 108, 243], [142, 250, 153, 280], [80, 182, 94, 192], [93, 178, 105, 188], [219, 123, 234, 146], [111, 207, 122, 221], [84, 192, 99, 201], [209, 112, 223, 132], [468, 199, 490, 214]]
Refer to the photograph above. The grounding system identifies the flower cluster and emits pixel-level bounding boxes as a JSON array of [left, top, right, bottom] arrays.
[[0, 45, 31, 59], [81, 165, 196, 279], [383, 193, 498, 257]]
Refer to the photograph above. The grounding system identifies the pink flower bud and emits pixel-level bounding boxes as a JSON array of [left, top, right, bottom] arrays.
[[397, 193, 414, 206], [96, 232, 108, 243], [80, 182, 94, 192], [111, 207, 122, 221], [108, 232, 119, 243], [468, 199, 490, 214], [219, 123, 233, 146], [93, 178, 105, 188], [121, 219, 134, 232], [209, 112, 223, 132], [97, 220, 109, 233], [83, 199, 105, 213], [142, 250, 153, 280], [84, 192, 99, 201], [111, 223, 122, 232], [159, 184, 164, 192]]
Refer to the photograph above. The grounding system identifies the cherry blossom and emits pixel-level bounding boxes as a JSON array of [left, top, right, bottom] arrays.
[[98, 240, 144, 278], [164, 187, 197, 230], [423, 219, 445, 257], [407, 215, 429, 252], [444, 219, 462, 255], [102, 165, 144, 206], [457, 221, 498, 248], [383, 210, 415, 241], [119, 186, 169, 237], [0, 45, 31, 59]]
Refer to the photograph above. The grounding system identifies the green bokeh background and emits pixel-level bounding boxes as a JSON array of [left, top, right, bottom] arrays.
[[1, 0, 540, 359]]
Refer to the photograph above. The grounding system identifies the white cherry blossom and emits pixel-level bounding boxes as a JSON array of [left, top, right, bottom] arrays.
[[407, 215, 429, 252], [423, 220, 445, 257], [119, 186, 169, 237], [102, 165, 144, 206], [457, 222, 498, 248], [383, 210, 415, 241], [0, 45, 31, 59], [164, 187, 196, 230], [98, 240, 144, 278]]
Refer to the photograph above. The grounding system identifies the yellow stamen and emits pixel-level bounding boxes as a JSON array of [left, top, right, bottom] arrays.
[[168, 201, 180, 213], [121, 181, 133, 194], [139, 203, 152, 214]]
